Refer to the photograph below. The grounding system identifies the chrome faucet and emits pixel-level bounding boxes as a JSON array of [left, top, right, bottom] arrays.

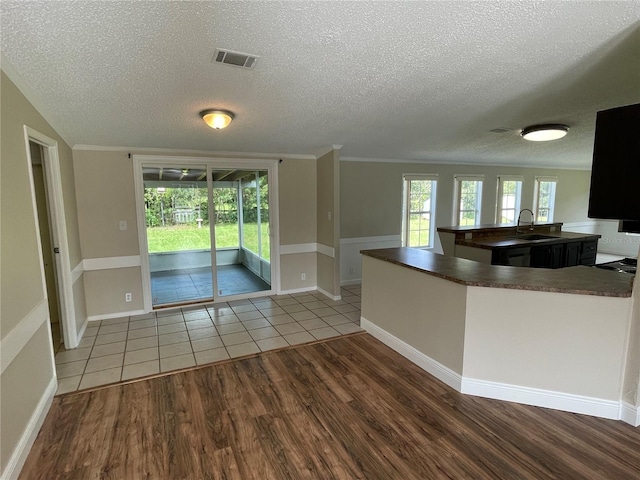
[[516, 209, 535, 235]]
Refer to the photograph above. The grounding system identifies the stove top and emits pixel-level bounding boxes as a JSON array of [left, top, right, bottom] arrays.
[[595, 258, 637, 274]]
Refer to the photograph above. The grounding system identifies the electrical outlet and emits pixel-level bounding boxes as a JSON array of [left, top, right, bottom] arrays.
[[327, 211, 332, 220], [349, 267, 355, 274], [301, 273, 306, 281], [125, 292, 132, 302]]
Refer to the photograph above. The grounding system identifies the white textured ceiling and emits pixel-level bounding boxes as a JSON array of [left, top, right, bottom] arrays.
[[1, 1, 639, 168]]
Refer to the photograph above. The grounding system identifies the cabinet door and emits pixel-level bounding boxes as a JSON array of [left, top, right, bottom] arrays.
[[581, 241, 598, 265], [550, 244, 564, 269], [565, 242, 580, 267], [530, 246, 550, 268]]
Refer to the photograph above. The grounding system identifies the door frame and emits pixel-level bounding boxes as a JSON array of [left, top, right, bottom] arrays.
[[23, 126, 78, 348], [133, 155, 280, 311]]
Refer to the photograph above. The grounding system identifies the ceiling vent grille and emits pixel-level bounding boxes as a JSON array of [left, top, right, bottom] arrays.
[[489, 128, 513, 134], [213, 48, 258, 69]]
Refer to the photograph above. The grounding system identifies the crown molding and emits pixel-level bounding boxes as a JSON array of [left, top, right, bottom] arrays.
[[340, 156, 590, 171], [72, 144, 316, 160]]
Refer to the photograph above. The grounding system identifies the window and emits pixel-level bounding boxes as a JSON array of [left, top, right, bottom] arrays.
[[455, 175, 483, 226], [497, 176, 523, 224], [402, 174, 437, 248], [534, 177, 557, 222]]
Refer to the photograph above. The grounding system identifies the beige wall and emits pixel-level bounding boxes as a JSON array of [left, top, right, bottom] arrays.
[[316, 149, 341, 296], [278, 158, 316, 245], [83, 268, 144, 317], [1, 70, 82, 476], [317, 150, 335, 247], [622, 264, 640, 406], [73, 149, 321, 310], [73, 150, 140, 258], [361, 256, 467, 373], [278, 157, 319, 291], [340, 160, 592, 242], [464, 287, 631, 400], [0, 324, 55, 471], [280, 253, 317, 291]]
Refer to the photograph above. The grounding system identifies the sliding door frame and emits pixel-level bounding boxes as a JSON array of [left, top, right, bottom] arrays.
[[133, 155, 280, 312]]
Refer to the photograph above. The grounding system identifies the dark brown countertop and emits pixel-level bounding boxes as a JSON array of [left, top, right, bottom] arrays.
[[457, 231, 601, 250], [437, 222, 562, 234], [361, 247, 634, 298]]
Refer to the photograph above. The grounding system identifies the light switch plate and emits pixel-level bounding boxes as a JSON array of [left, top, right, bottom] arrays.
[[119, 220, 127, 231]]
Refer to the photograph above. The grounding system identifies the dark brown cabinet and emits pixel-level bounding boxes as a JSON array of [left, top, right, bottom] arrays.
[[493, 239, 598, 269], [565, 242, 581, 267], [580, 241, 598, 265], [530, 244, 565, 269]]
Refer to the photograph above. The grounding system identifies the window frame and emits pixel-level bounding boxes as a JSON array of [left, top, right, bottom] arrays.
[[402, 174, 438, 249], [496, 175, 523, 225], [534, 176, 558, 223], [454, 175, 484, 226]]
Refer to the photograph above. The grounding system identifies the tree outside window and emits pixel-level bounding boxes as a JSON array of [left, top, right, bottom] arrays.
[[402, 175, 437, 248], [497, 177, 523, 224], [535, 178, 557, 222], [456, 177, 483, 226]]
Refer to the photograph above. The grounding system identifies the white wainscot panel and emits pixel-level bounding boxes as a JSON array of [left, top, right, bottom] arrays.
[[340, 235, 401, 285]]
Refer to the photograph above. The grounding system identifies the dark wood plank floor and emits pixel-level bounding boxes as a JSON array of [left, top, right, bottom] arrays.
[[20, 333, 640, 479]]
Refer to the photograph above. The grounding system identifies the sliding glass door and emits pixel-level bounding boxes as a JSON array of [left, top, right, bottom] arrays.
[[139, 161, 274, 308], [143, 166, 213, 305], [212, 169, 271, 297]]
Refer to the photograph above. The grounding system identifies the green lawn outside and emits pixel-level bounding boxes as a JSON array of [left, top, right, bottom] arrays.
[[406, 216, 428, 248], [147, 223, 270, 260]]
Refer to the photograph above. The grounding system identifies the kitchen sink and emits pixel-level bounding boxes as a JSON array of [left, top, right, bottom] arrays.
[[514, 234, 559, 241]]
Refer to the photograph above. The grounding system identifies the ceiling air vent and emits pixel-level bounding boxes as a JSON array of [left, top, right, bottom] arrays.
[[213, 48, 259, 69]]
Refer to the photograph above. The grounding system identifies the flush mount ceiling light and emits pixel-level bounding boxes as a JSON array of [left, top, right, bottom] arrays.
[[200, 109, 234, 129], [521, 124, 569, 141]]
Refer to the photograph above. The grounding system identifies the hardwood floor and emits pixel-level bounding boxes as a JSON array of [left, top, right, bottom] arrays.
[[20, 333, 640, 479]]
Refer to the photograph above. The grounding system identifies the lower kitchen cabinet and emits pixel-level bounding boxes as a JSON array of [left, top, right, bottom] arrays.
[[494, 239, 598, 269]]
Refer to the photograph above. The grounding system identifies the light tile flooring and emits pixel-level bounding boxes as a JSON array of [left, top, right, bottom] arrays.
[[54, 285, 363, 394]]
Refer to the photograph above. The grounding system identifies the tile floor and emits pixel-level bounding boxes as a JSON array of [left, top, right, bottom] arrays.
[[54, 285, 363, 394], [151, 264, 270, 305]]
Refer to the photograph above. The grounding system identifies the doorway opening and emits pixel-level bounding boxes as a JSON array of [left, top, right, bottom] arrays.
[[24, 126, 78, 349], [138, 161, 275, 308], [29, 141, 63, 351]]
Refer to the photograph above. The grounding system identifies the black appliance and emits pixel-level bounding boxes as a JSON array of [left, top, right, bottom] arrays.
[[594, 257, 637, 274], [618, 220, 640, 234], [587, 103, 640, 223]]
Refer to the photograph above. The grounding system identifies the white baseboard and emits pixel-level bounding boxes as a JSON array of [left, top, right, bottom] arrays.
[[279, 286, 318, 295], [462, 377, 621, 420], [361, 317, 629, 423], [76, 315, 89, 339], [1, 376, 56, 480], [340, 278, 362, 286], [317, 287, 341, 301], [361, 317, 462, 391], [87, 309, 146, 322], [620, 401, 640, 427]]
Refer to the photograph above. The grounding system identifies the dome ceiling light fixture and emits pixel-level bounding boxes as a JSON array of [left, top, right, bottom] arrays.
[[200, 109, 234, 129], [521, 124, 569, 141]]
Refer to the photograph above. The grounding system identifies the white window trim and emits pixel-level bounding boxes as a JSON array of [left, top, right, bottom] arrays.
[[402, 174, 438, 248], [454, 175, 484, 226], [496, 175, 523, 225], [534, 176, 558, 223]]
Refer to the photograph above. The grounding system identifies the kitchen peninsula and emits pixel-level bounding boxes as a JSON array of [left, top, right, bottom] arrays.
[[360, 247, 637, 423], [437, 223, 601, 267]]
